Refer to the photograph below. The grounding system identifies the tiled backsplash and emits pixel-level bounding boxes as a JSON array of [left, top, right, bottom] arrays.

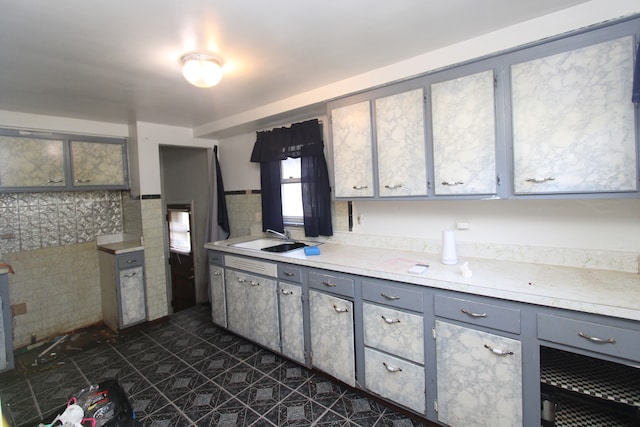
[[0, 191, 123, 253]]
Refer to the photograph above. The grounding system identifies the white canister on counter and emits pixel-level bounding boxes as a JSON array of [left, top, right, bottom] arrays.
[[441, 230, 457, 265]]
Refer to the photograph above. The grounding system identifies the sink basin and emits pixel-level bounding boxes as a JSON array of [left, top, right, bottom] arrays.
[[261, 242, 307, 253], [229, 238, 307, 252]]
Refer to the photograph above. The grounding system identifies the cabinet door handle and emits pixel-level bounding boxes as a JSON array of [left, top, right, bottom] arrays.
[[381, 315, 400, 324], [484, 344, 514, 356], [384, 184, 403, 189], [126, 259, 137, 264], [124, 272, 137, 278], [74, 179, 92, 183], [383, 362, 403, 373], [212, 271, 221, 276], [578, 331, 616, 344], [323, 281, 337, 287], [237, 278, 247, 283], [47, 179, 63, 183], [281, 289, 294, 295], [525, 176, 555, 183], [332, 304, 349, 313], [250, 281, 260, 287], [283, 271, 296, 277], [352, 185, 369, 190], [461, 308, 487, 318], [381, 292, 400, 300], [441, 180, 464, 186]]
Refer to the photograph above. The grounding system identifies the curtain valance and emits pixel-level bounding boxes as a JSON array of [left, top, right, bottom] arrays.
[[250, 119, 324, 162]]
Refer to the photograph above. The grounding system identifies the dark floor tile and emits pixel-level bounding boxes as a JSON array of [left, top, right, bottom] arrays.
[[173, 339, 220, 365], [374, 412, 429, 427], [116, 370, 153, 397], [124, 345, 174, 372], [268, 359, 316, 391], [2, 396, 40, 426], [138, 356, 193, 384], [207, 331, 246, 350], [81, 356, 137, 384], [0, 378, 30, 403], [312, 409, 359, 426], [109, 334, 160, 359], [139, 402, 195, 426], [191, 351, 242, 381], [172, 380, 233, 422], [329, 390, 385, 426], [296, 377, 347, 409], [234, 375, 295, 417], [263, 390, 329, 426], [128, 384, 173, 420], [144, 323, 190, 344], [212, 362, 265, 395], [195, 397, 262, 426], [153, 366, 210, 401], [242, 350, 285, 375], [224, 340, 263, 361], [160, 332, 205, 354]]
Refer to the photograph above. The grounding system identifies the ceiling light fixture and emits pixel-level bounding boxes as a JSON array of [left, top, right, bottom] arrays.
[[181, 53, 224, 88]]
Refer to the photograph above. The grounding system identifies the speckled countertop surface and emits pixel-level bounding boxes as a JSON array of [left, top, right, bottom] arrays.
[[205, 237, 640, 322], [97, 241, 144, 255]]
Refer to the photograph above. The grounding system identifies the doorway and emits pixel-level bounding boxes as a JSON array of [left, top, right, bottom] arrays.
[[167, 204, 196, 312]]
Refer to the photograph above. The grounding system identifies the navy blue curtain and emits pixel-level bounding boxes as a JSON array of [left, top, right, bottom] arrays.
[[251, 119, 332, 237]]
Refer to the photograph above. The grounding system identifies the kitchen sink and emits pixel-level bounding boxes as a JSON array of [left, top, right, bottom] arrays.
[[229, 238, 307, 252]]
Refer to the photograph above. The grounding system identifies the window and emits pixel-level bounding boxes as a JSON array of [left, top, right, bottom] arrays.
[[281, 157, 303, 224]]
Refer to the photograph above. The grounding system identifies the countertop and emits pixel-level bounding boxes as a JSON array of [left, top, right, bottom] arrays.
[[205, 236, 640, 322], [97, 241, 144, 255]]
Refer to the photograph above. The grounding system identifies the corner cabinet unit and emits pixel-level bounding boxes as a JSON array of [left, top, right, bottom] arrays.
[[98, 250, 147, 332], [0, 271, 15, 373], [327, 18, 640, 200], [0, 128, 128, 192]]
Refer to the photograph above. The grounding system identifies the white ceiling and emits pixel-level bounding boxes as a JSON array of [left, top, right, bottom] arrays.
[[0, 0, 592, 137]]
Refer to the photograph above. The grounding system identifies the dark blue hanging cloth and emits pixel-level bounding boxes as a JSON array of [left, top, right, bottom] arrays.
[[633, 42, 640, 103], [214, 145, 230, 239]]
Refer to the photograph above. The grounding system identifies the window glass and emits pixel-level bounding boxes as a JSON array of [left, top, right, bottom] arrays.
[[281, 157, 303, 222]]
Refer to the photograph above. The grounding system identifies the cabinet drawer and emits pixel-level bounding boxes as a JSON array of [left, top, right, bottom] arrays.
[[278, 265, 303, 283], [364, 347, 425, 414], [362, 280, 423, 312], [208, 251, 223, 266], [434, 294, 520, 334], [117, 252, 143, 269], [363, 303, 424, 364], [309, 270, 354, 297], [538, 313, 640, 362]]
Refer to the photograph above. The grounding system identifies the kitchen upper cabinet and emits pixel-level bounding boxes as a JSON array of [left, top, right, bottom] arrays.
[[0, 135, 66, 188], [431, 70, 497, 196], [511, 36, 638, 195], [0, 129, 128, 192], [435, 321, 522, 427], [375, 88, 427, 197], [330, 100, 374, 198], [70, 140, 127, 187]]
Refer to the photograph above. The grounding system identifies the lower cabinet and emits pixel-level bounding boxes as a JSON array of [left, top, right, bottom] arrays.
[[225, 268, 280, 353], [278, 282, 305, 365], [98, 250, 147, 331], [434, 320, 523, 427], [309, 289, 356, 387], [209, 265, 226, 327], [0, 272, 14, 373]]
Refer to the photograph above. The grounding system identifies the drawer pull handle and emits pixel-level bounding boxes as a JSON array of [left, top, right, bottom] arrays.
[[525, 176, 555, 183], [441, 180, 464, 186], [578, 331, 616, 344], [283, 271, 296, 277], [47, 179, 63, 183], [352, 185, 369, 190], [483, 344, 514, 356], [212, 271, 221, 276], [126, 259, 137, 264], [281, 289, 294, 295], [383, 362, 403, 373], [381, 292, 400, 300], [237, 278, 247, 283], [74, 179, 92, 183], [461, 308, 487, 318], [250, 281, 260, 287], [381, 315, 401, 324], [124, 272, 137, 278], [323, 281, 337, 287], [333, 304, 349, 313], [384, 184, 403, 189]]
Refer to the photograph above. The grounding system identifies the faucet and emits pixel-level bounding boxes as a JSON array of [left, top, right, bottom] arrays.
[[266, 229, 291, 240]]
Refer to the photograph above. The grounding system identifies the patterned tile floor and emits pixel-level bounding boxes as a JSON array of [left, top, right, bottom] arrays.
[[0, 305, 429, 426]]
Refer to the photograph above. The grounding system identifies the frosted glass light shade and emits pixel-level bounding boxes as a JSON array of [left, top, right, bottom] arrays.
[[181, 53, 224, 88]]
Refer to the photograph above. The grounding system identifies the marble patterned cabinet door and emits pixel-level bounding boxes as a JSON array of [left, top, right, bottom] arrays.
[[435, 320, 522, 427], [71, 140, 126, 186], [375, 88, 427, 197], [309, 290, 355, 387], [331, 101, 374, 198], [278, 282, 305, 365], [209, 265, 226, 327], [431, 70, 497, 195], [0, 136, 65, 188], [119, 266, 146, 327], [225, 269, 250, 338], [511, 36, 637, 194]]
